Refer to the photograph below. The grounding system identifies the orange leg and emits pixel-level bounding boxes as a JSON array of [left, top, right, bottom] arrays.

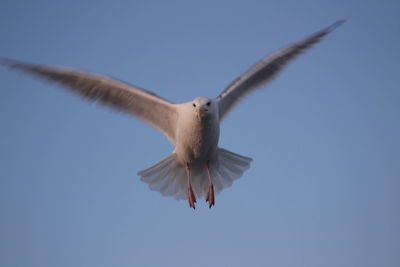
[[186, 163, 196, 209], [205, 161, 215, 208]]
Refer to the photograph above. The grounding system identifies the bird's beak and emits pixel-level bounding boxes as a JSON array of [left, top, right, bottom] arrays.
[[196, 108, 206, 119]]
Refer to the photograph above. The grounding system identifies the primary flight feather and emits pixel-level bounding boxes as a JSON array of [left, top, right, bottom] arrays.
[[2, 20, 344, 209]]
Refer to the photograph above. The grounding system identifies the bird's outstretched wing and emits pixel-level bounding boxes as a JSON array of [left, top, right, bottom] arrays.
[[3, 60, 178, 144], [216, 19, 345, 121]]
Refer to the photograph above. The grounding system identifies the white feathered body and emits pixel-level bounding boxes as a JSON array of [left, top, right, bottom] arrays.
[[139, 99, 252, 200], [174, 102, 220, 165]]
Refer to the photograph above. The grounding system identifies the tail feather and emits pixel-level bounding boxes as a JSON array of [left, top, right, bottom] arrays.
[[138, 154, 187, 199], [214, 148, 253, 192], [138, 155, 173, 178], [138, 148, 252, 200], [215, 164, 233, 189]]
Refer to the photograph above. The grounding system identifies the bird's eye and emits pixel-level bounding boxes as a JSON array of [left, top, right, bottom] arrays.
[[206, 102, 211, 106], [192, 103, 196, 107]]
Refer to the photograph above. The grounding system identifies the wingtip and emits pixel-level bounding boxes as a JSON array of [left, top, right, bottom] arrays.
[[0, 58, 18, 67], [0, 58, 40, 73], [0, 58, 32, 71], [327, 18, 347, 32]]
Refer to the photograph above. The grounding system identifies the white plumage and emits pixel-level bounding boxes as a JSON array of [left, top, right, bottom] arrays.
[[2, 20, 344, 208]]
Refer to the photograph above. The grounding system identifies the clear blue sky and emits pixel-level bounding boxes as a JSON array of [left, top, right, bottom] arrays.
[[1, 1, 399, 266]]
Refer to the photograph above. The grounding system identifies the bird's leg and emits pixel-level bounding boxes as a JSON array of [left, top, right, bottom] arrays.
[[205, 160, 215, 208], [186, 162, 196, 209]]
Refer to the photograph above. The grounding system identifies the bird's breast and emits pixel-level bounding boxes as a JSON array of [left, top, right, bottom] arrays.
[[175, 113, 219, 164]]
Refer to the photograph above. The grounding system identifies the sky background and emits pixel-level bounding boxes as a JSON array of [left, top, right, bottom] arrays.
[[1, 1, 399, 266]]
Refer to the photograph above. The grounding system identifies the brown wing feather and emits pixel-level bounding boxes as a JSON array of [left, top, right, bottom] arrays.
[[217, 19, 345, 121], [3, 60, 178, 144]]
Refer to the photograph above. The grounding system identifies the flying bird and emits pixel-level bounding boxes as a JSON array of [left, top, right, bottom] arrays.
[[2, 20, 344, 209]]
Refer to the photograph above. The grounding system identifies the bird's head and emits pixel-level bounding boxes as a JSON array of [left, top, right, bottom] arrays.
[[191, 97, 214, 120]]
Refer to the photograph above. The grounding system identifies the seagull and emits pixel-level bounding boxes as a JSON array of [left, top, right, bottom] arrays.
[[2, 20, 344, 209]]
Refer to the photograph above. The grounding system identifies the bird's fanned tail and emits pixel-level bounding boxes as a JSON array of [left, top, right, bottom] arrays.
[[139, 148, 252, 200]]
